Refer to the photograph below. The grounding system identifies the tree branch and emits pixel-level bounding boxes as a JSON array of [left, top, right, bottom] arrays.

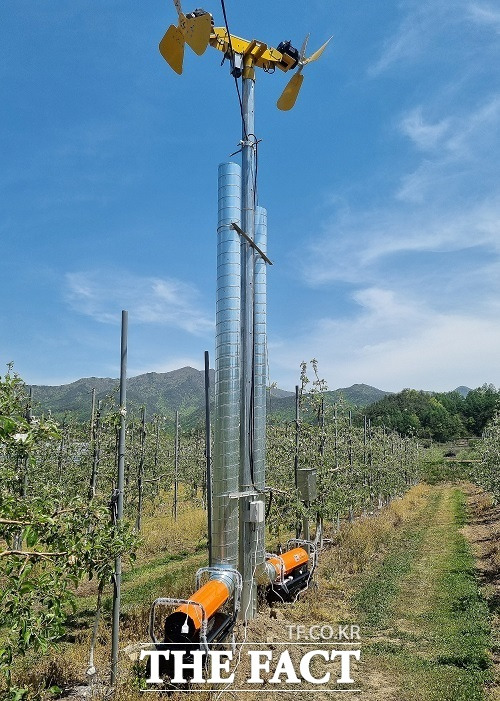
[[0, 549, 68, 559], [0, 518, 30, 525]]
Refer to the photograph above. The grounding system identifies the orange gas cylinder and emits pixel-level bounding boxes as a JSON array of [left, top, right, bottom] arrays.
[[267, 546, 309, 579]]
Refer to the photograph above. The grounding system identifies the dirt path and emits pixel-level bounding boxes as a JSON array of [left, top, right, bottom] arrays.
[[461, 484, 500, 700], [357, 484, 496, 701]]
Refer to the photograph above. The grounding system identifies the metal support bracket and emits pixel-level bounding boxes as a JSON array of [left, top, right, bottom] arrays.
[[231, 222, 273, 265], [265, 551, 286, 585], [226, 489, 260, 499]]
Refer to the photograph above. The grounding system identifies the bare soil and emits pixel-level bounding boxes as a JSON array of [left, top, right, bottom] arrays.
[[461, 483, 500, 700]]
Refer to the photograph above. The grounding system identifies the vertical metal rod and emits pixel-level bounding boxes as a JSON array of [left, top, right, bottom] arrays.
[[89, 388, 97, 500], [90, 387, 96, 441], [89, 398, 101, 501], [111, 309, 127, 687], [294, 385, 300, 488], [14, 388, 33, 550], [319, 396, 325, 457], [57, 416, 66, 480], [334, 404, 339, 470], [154, 415, 160, 497], [239, 57, 257, 619], [363, 414, 367, 507], [22, 388, 32, 497], [136, 406, 146, 532], [294, 385, 301, 538], [348, 410, 353, 521], [349, 410, 353, 467], [204, 350, 213, 567], [174, 410, 179, 521]]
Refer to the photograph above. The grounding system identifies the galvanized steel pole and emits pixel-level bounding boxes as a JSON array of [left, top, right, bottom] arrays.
[[294, 385, 301, 539], [111, 309, 127, 686], [136, 406, 146, 533], [253, 205, 267, 581], [174, 410, 179, 521], [239, 55, 258, 619]]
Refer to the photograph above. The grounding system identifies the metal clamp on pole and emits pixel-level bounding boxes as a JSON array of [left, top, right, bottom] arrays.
[[261, 544, 312, 602]]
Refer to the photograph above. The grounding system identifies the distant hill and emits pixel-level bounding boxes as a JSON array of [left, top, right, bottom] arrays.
[[268, 387, 295, 399], [335, 383, 391, 406], [28, 371, 392, 428], [29, 367, 215, 428], [268, 383, 392, 421], [454, 386, 472, 397]]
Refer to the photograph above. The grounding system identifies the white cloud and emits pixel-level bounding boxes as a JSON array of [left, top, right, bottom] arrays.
[[368, 10, 423, 76], [368, 0, 500, 78], [367, 0, 464, 76], [287, 48, 500, 394], [303, 88, 500, 288], [65, 270, 213, 335], [468, 3, 500, 33], [445, 96, 500, 158], [270, 290, 500, 392], [399, 108, 451, 151], [396, 96, 500, 202], [303, 195, 500, 289]]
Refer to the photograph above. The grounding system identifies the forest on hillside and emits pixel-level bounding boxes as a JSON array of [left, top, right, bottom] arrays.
[[364, 384, 500, 442]]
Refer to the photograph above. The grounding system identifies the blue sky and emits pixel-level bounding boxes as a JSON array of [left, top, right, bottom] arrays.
[[1, 0, 499, 392]]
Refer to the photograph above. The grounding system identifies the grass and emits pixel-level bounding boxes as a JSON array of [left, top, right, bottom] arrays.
[[9, 484, 497, 701], [358, 487, 493, 701], [354, 490, 440, 627]]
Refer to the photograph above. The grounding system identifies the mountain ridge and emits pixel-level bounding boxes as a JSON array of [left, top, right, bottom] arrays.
[[28, 368, 390, 425], [27, 368, 476, 428]]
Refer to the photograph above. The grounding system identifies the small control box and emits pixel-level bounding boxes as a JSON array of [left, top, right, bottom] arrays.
[[247, 499, 265, 523]]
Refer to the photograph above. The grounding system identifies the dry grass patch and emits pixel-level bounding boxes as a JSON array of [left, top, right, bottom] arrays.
[[322, 484, 432, 577], [140, 500, 207, 558]]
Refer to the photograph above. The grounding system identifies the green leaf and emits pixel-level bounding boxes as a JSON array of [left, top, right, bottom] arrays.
[[24, 526, 38, 548]]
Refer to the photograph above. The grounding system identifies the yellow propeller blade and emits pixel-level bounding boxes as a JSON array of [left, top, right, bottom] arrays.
[[277, 71, 304, 111], [303, 36, 333, 65], [180, 12, 212, 56], [159, 24, 185, 75]]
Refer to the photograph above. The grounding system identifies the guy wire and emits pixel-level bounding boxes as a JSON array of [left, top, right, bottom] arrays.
[[220, 0, 248, 140]]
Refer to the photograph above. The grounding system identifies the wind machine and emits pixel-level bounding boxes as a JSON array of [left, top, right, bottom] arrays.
[[148, 0, 331, 678]]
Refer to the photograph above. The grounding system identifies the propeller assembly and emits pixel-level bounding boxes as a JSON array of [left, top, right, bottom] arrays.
[[276, 35, 333, 111], [158, 2, 333, 110], [159, 0, 213, 74]]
